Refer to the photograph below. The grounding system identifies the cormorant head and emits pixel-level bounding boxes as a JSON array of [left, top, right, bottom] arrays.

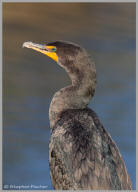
[[23, 41, 86, 70], [23, 40, 96, 98], [23, 40, 96, 88]]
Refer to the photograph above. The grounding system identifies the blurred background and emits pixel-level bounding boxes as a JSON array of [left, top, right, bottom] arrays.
[[3, 3, 136, 190]]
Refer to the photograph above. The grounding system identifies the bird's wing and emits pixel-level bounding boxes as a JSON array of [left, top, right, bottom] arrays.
[[49, 108, 132, 190], [91, 109, 132, 190], [49, 121, 78, 190]]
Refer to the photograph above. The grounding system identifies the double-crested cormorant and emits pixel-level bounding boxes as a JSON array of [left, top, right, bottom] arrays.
[[23, 41, 132, 190]]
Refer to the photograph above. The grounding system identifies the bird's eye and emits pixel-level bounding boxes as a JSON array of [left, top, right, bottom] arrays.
[[52, 48, 56, 52]]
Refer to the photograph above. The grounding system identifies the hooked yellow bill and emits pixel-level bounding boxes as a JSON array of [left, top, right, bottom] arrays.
[[23, 41, 58, 62]]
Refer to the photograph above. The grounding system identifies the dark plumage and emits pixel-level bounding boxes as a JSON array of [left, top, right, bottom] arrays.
[[49, 108, 131, 189], [23, 40, 132, 190]]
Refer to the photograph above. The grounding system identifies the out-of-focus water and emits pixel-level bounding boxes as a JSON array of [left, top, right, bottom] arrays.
[[3, 3, 136, 190]]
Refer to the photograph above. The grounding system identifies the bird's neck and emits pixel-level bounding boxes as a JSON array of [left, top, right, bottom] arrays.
[[49, 58, 96, 128]]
